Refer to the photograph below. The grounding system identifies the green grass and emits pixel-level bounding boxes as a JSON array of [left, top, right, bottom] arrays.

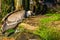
[[33, 13, 60, 40], [40, 13, 60, 25], [6, 29, 15, 33], [6, 24, 25, 33], [16, 13, 60, 40], [33, 25, 60, 40]]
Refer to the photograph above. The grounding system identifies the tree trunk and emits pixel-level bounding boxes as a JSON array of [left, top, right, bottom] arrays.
[[0, 0, 1, 13], [25, 0, 30, 11], [14, 0, 23, 10]]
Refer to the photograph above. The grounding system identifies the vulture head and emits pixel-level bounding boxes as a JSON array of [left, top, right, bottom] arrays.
[[26, 10, 33, 17]]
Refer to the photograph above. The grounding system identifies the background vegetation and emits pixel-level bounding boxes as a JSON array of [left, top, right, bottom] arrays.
[[1, 0, 14, 18], [1, 0, 60, 40]]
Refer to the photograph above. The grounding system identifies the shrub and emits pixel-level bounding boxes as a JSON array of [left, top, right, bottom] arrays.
[[2, 0, 14, 17]]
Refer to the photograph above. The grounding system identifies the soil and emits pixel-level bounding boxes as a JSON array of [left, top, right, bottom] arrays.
[[23, 15, 47, 26]]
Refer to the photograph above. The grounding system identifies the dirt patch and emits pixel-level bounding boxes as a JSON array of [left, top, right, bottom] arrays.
[[53, 21, 60, 25], [0, 37, 15, 40], [51, 21, 60, 30], [23, 15, 47, 26], [15, 32, 41, 40], [45, 20, 60, 31]]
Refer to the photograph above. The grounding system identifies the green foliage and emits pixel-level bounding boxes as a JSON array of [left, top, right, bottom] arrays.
[[6, 29, 15, 33], [18, 25, 25, 32], [2, 0, 14, 18], [40, 14, 60, 25], [6, 25, 25, 33]]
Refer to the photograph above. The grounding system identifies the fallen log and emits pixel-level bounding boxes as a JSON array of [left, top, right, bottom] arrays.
[[19, 23, 38, 31]]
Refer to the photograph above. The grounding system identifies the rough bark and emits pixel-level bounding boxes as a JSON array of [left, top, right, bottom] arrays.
[[0, 0, 1, 13], [14, 0, 23, 10]]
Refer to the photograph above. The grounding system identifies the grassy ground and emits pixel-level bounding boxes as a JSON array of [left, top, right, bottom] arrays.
[[0, 13, 60, 40], [21, 13, 60, 40], [33, 13, 60, 40], [1, 0, 60, 40]]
